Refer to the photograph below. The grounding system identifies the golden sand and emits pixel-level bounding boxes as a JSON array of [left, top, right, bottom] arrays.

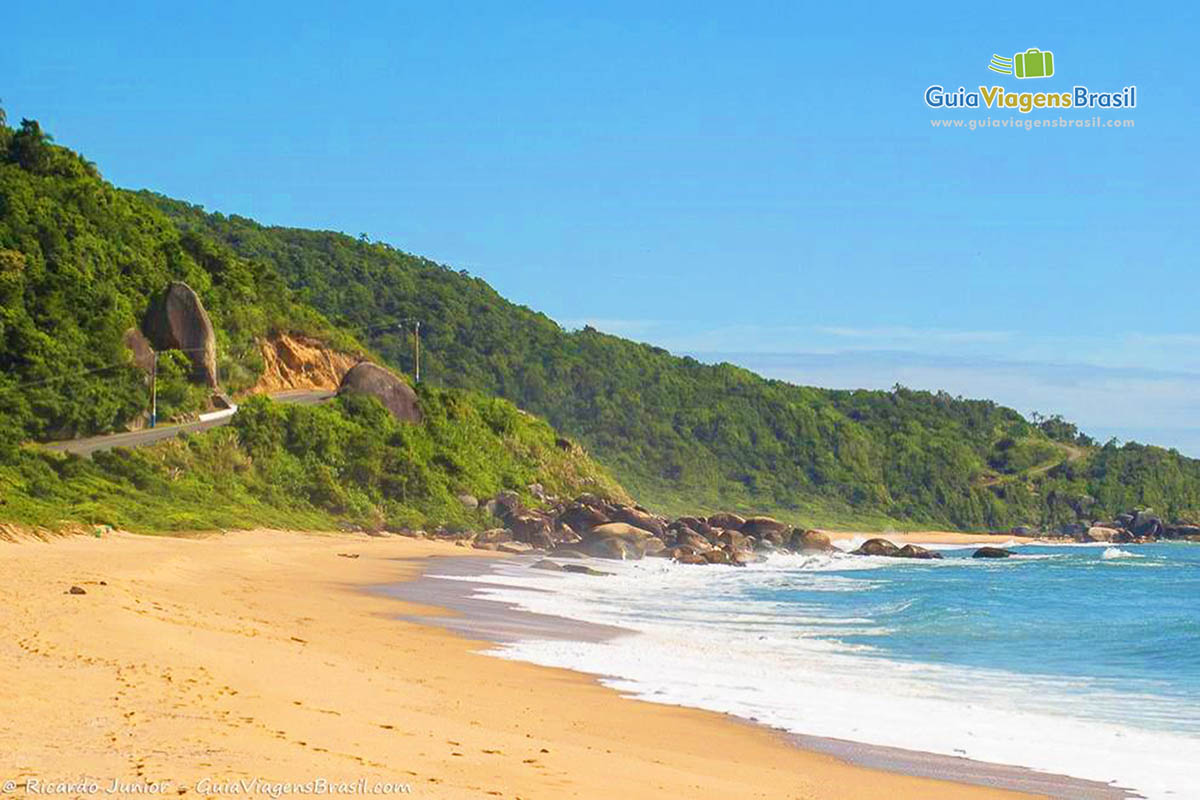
[[0, 529, 1033, 799]]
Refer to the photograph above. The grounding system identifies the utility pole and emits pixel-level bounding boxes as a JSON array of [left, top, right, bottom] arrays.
[[413, 321, 421, 383], [149, 351, 158, 429]]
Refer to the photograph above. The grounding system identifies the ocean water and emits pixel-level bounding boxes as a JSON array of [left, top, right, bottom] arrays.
[[431, 541, 1200, 798]]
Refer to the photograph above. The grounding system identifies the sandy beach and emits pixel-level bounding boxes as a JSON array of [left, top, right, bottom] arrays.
[[0, 529, 1039, 799]]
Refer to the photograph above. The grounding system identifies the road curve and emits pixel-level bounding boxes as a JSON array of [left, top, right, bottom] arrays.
[[41, 390, 335, 457]]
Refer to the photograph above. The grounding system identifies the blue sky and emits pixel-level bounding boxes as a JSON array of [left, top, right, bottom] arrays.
[[5, 2, 1199, 451]]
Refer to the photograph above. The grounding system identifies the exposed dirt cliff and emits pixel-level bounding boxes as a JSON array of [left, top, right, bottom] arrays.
[[251, 333, 360, 393]]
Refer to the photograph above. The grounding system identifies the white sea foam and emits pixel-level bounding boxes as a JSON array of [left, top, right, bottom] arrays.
[[436, 556, 1200, 799], [1102, 547, 1141, 560]]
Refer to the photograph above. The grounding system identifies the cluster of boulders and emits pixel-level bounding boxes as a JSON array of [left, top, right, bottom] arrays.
[[850, 538, 941, 559], [847, 538, 1013, 559], [411, 491, 845, 567], [399, 492, 1067, 567], [398, 495, 1200, 572], [1029, 509, 1200, 544]]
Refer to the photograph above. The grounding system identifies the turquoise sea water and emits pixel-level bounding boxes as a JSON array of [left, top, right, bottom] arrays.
[[438, 541, 1200, 798], [759, 543, 1200, 736]]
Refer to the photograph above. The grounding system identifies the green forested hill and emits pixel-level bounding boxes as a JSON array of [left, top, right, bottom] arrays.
[[0, 113, 624, 532], [0, 117, 352, 443], [142, 192, 1200, 530], [3, 108, 1197, 534]]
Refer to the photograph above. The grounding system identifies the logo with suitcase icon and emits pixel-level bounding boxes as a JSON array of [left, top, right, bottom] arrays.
[[989, 48, 1055, 79]]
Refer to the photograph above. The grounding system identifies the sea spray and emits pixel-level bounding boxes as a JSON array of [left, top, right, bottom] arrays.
[[430, 543, 1200, 799]]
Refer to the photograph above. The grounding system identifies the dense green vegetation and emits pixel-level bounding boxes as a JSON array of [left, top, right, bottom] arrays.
[[4, 108, 1200, 535], [0, 110, 621, 535], [0, 388, 624, 532], [145, 193, 1200, 529], [0, 113, 354, 444]]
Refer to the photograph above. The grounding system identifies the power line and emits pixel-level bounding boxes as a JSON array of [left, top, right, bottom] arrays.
[[0, 346, 212, 392]]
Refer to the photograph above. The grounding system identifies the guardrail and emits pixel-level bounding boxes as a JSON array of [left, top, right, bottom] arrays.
[[197, 404, 238, 423]]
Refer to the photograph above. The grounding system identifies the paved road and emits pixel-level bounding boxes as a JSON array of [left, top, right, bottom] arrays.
[[42, 390, 335, 457]]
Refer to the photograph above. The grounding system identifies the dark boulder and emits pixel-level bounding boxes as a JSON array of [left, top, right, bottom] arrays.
[[791, 529, 836, 552], [586, 522, 657, 543], [510, 513, 553, 548], [897, 544, 942, 560], [852, 538, 901, 557], [1163, 524, 1200, 540], [1131, 511, 1162, 538], [731, 550, 762, 566], [642, 537, 667, 557], [707, 512, 746, 531], [337, 362, 422, 422], [610, 505, 665, 537], [717, 530, 750, 550], [972, 547, 1014, 558], [584, 536, 644, 560], [1083, 526, 1119, 543], [1055, 522, 1087, 537], [489, 490, 523, 522], [675, 530, 712, 552], [528, 529, 555, 550], [530, 559, 564, 571], [673, 516, 707, 532], [702, 549, 731, 565], [555, 527, 582, 546], [741, 516, 790, 543], [142, 281, 219, 388], [558, 503, 610, 533]]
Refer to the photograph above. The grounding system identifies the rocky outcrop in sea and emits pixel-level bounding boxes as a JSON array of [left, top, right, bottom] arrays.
[[398, 492, 968, 566]]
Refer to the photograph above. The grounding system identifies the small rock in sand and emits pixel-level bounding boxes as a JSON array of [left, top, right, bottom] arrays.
[[561, 564, 614, 576], [550, 549, 588, 559]]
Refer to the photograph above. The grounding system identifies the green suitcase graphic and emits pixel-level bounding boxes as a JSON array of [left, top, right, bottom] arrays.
[[1014, 48, 1054, 78]]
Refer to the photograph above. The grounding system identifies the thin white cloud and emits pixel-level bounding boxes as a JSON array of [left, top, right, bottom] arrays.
[[816, 326, 1014, 344]]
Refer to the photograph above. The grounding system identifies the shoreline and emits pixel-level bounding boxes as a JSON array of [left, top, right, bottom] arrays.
[[392, 554, 1133, 800], [821, 530, 1040, 545], [0, 529, 1116, 798]]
